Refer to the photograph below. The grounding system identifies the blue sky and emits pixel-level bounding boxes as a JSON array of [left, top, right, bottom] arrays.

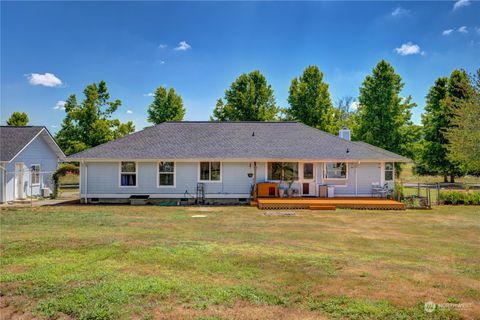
[[1, 1, 479, 132]]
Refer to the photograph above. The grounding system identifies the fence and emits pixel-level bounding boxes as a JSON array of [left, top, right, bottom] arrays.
[[402, 182, 480, 207]]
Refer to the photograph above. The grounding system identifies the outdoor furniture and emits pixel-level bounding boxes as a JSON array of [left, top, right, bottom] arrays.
[[372, 183, 391, 198]]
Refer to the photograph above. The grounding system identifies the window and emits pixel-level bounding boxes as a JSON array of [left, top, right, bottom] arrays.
[[199, 162, 221, 181], [159, 162, 175, 186], [303, 163, 314, 180], [325, 162, 347, 179], [385, 162, 394, 181], [31, 164, 40, 185], [267, 162, 299, 181], [120, 162, 137, 186]]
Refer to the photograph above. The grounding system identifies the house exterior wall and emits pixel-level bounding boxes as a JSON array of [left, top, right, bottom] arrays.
[[81, 161, 259, 200], [2, 135, 59, 203], [80, 160, 392, 202]]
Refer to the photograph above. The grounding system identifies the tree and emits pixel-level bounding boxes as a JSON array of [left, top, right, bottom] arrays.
[[444, 69, 480, 175], [419, 69, 472, 182], [286, 65, 335, 133], [210, 70, 278, 121], [332, 96, 358, 134], [56, 81, 135, 155], [354, 60, 416, 159], [7, 112, 29, 126], [147, 86, 185, 124]]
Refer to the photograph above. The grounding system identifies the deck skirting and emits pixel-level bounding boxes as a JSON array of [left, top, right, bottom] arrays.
[[255, 197, 405, 210]]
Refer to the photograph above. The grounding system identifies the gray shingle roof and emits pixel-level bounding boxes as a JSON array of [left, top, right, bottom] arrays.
[[0, 126, 45, 162], [67, 121, 410, 162]]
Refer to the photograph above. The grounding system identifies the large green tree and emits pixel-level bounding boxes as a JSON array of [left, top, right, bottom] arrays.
[[444, 69, 480, 175], [147, 86, 185, 124], [56, 81, 135, 155], [420, 69, 472, 181], [211, 70, 278, 121], [6, 112, 29, 126], [354, 60, 416, 158], [286, 65, 335, 132]]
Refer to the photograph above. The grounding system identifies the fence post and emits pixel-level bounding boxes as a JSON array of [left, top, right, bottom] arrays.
[[436, 183, 440, 205]]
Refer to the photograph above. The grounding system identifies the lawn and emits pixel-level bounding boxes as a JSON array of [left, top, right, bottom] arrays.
[[0, 206, 479, 319]]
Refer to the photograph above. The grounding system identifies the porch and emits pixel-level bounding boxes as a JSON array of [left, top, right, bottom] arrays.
[[252, 197, 405, 210]]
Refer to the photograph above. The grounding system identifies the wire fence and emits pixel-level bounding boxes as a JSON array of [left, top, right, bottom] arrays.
[[402, 182, 480, 207]]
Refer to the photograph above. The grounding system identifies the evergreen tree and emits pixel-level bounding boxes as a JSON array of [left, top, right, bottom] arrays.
[[211, 70, 278, 121], [286, 65, 335, 133], [444, 69, 479, 175], [420, 69, 472, 182], [6, 112, 29, 126], [147, 86, 185, 124], [354, 60, 416, 158]]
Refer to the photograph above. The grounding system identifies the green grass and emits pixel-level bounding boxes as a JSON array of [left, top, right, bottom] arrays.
[[1, 205, 479, 319]]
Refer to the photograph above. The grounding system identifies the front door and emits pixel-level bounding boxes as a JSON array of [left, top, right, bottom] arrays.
[[301, 163, 316, 196], [15, 163, 26, 200]]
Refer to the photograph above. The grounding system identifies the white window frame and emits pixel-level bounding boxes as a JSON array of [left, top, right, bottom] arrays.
[[266, 162, 300, 182], [119, 161, 138, 188], [31, 164, 41, 186], [324, 162, 348, 180], [198, 161, 222, 183], [158, 161, 176, 188], [384, 162, 394, 182]]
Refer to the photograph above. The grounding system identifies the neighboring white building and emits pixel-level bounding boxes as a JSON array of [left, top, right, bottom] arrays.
[[67, 121, 409, 204], [0, 126, 65, 203]]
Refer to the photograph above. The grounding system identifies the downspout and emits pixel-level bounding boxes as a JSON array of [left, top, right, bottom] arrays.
[[83, 161, 88, 204], [355, 161, 359, 196], [253, 161, 257, 201]]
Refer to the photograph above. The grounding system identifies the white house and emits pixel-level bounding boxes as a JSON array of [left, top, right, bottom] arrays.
[[0, 126, 65, 203], [67, 121, 409, 204]]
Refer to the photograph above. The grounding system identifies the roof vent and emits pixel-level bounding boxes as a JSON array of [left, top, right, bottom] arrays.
[[339, 128, 351, 141], [252, 132, 255, 136]]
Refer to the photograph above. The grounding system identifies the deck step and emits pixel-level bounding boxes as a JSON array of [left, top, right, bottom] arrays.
[[250, 201, 258, 207], [309, 205, 336, 210]]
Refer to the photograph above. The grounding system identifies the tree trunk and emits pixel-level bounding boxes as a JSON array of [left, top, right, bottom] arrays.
[[443, 175, 448, 183], [450, 173, 455, 183]]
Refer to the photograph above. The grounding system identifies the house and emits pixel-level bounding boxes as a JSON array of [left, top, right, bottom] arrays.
[[67, 121, 409, 204], [0, 126, 65, 203]]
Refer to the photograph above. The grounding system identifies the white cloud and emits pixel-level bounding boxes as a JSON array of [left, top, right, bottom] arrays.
[[442, 29, 454, 36], [174, 41, 191, 51], [476, 27, 480, 34], [395, 42, 423, 56], [28, 73, 63, 87], [158, 44, 167, 49], [453, 0, 470, 10], [391, 7, 410, 17], [53, 100, 66, 110], [458, 26, 468, 33], [143, 93, 154, 97], [126, 110, 133, 114], [51, 125, 57, 128]]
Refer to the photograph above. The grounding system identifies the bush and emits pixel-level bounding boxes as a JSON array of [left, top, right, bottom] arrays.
[[439, 190, 480, 205]]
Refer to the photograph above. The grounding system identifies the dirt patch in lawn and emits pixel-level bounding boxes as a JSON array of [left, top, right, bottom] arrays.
[[152, 301, 328, 320]]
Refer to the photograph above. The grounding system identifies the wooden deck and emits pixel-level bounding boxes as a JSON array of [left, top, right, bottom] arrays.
[[254, 197, 405, 210]]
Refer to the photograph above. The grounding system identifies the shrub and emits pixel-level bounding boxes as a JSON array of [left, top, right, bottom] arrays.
[[464, 191, 480, 205], [439, 191, 464, 205], [439, 190, 480, 205]]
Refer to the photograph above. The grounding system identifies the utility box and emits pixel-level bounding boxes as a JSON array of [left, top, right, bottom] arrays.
[[318, 185, 328, 198], [41, 188, 51, 197], [327, 186, 335, 198]]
